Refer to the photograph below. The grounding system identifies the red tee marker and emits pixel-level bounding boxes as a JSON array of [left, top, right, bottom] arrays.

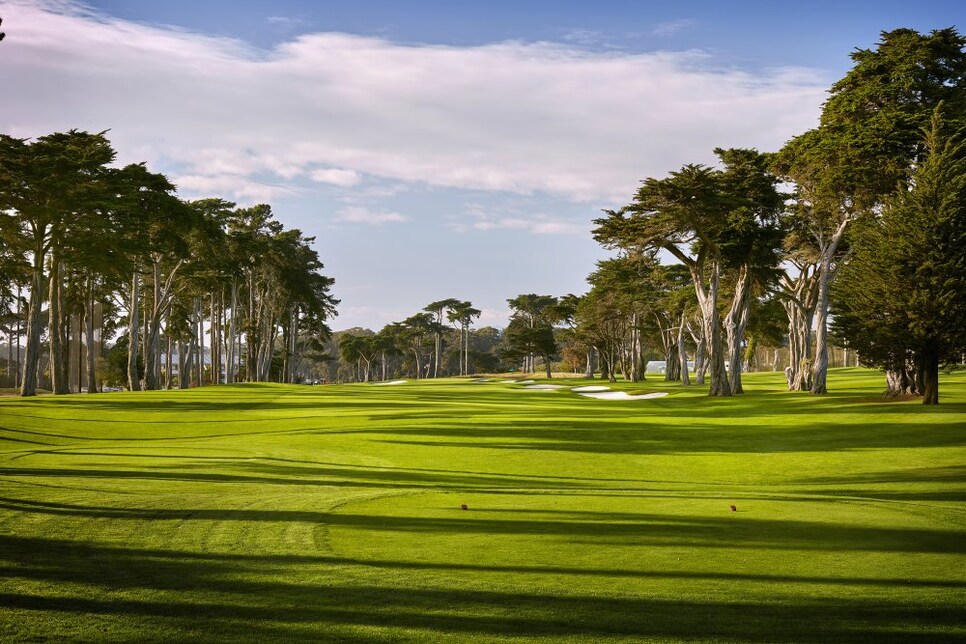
[[730, 505, 737, 512], [460, 504, 468, 510]]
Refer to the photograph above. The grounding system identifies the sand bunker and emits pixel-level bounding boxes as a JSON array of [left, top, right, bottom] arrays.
[[578, 391, 669, 400], [372, 380, 407, 386], [516, 379, 536, 384], [571, 385, 611, 392], [470, 378, 492, 383], [523, 384, 567, 390]]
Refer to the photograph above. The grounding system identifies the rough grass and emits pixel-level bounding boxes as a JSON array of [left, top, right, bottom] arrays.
[[0, 368, 964, 642]]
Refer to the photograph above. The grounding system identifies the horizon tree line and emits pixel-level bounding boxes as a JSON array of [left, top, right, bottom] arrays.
[[1, 28, 963, 403], [318, 27, 965, 405]]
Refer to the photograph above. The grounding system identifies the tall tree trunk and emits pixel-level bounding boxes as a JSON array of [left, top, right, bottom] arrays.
[[702, 309, 729, 395], [785, 301, 813, 391], [165, 333, 173, 389], [467, 322, 472, 374], [433, 313, 442, 378], [214, 293, 222, 384], [85, 281, 97, 393], [811, 218, 849, 395], [209, 294, 217, 384], [288, 306, 297, 383], [694, 343, 706, 385], [197, 298, 205, 386], [457, 324, 464, 376], [692, 260, 730, 397], [724, 265, 752, 395], [619, 342, 629, 381], [781, 262, 818, 391], [678, 314, 691, 387], [596, 346, 610, 381], [226, 281, 237, 383], [222, 290, 228, 382], [180, 338, 188, 389], [811, 263, 832, 395], [48, 256, 68, 395], [686, 319, 706, 385], [629, 314, 639, 382], [143, 266, 158, 390], [179, 338, 187, 389], [282, 311, 290, 383], [6, 320, 12, 387], [664, 341, 680, 381], [14, 283, 22, 390], [21, 240, 47, 396], [127, 269, 141, 392], [153, 265, 163, 388], [257, 311, 275, 382], [662, 315, 679, 382], [67, 311, 76, 393], [919, 346, 939, 405], [246, 275, 255, 382]]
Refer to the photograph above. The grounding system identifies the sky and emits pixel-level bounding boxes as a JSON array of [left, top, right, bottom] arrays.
[[2, 0, 963, 330]]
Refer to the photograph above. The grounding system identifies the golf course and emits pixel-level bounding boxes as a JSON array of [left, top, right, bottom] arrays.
[[1, 368, 964, 642]]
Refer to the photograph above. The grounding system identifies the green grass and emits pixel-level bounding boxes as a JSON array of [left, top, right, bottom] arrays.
[[1, 368, 964, 642]]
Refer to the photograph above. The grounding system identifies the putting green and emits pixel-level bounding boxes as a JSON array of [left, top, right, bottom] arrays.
[[1, 368, 964, 642]]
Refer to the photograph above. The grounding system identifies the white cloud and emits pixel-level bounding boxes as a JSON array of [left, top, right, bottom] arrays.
[[529, 220, 586, 235], [335, 206, 408, 225], [2, 2, 826, 207], [310, 168, 362, 187], [173, 173, 295, 203], [449, 208, 587, 236]]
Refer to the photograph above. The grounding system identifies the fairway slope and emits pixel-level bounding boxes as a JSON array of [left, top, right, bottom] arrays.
[[1, 369, 964, 642]]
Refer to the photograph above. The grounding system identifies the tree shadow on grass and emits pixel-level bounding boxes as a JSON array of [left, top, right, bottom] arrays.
[[0, 534, 963, 642], [0, 420, 365, 446], [360, 417, 966, 455], [2, 496, 964, 555], [0, 399, 405, 423], [0, 457, 605, 490], [795, 465, 966, 485]]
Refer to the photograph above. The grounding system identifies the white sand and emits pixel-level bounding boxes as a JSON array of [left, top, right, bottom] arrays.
[[372, 380, 407, 386], [571, 385, 611, 392], [470, 378, 492, 383], [578, 391, 669, 400], [523, 384, 567, 390], [499, 380, 518, 383], [516, 379, 536, 384]]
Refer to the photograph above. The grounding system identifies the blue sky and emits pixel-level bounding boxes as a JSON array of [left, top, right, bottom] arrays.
[[2, 1, 964, 330]]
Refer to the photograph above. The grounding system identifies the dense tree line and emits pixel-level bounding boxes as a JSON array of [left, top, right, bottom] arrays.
[[331, 300, 493, 382], [2, 28, 962, 404], [590, 28, 966, 404], [0, 131, 337, 396]]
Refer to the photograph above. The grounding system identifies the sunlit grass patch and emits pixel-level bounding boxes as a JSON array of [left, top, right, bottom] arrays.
[[1, 369, 964, 642]]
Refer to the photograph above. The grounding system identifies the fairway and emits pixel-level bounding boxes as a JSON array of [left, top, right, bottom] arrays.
[[1, 369, 965, 642]]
